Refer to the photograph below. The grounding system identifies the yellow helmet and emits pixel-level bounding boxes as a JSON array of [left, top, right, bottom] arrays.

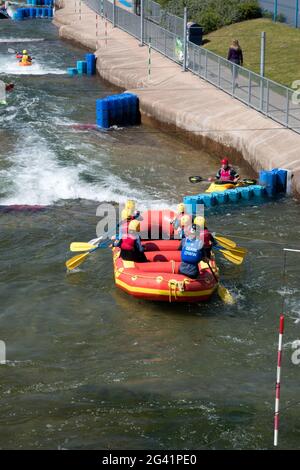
[[121, 208, 133, 220], [23, 50, 27, 54], [180, 214, 192, 226], [177, 203, 185, 214], [194, 216, 206, 227], [128, 219, 140, 232], [125, 200, 135, 210]]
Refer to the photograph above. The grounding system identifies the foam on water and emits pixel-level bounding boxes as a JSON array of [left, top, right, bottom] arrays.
[[0, 133, 170, 207], [0, 57, 66, 75]]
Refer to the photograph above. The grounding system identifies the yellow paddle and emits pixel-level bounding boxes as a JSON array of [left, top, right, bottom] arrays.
[[66, 252, 91, 271], [70, 242, 97, 252], [218, 249, 244, 265], [215, 235, 237, 248], [207, 261, 235, 305], [66, 239, 111, 271]]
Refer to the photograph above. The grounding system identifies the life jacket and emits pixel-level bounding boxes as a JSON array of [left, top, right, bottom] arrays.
[[201, 228, 213, 248], [120, 234, 136, 251], [21, 54, 29, 63], [220, 166, 234, 181], [181, 238, 203, 264]]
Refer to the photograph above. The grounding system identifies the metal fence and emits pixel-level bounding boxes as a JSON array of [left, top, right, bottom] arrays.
[[259, 0, 300, 28], [84, 0, 300, 133], [144, 0, 184, 37]]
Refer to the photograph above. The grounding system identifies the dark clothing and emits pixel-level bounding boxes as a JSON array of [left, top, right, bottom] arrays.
[[227, 47, 243, 66], [115, 235, 147, 262]]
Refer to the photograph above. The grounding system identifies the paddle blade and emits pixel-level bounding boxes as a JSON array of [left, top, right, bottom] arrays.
[[70, 242, 96, 252], [215, 235, 237, 249], [8, 48, 16, 54], [189, 176, 203, 183], [66, 252, 90, 271], [219, 249, 244, 265], [228, 246, 247, 256], [217, 284, 235, 304]]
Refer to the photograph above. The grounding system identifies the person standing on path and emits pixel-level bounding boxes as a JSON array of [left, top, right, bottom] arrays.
[[227, 40, 243, 86]]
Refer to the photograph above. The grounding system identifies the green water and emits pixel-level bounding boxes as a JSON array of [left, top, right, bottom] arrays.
[[1, 20, 300, 450]]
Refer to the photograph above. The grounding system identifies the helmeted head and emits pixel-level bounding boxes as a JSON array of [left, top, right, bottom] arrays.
[[128, 219, 140, 232], [180, 214, 192, 227], [177, 203, 185, 214], [193, 215, 206, 228], [125, 200, 135, 211], [187, 224, 197, 239], [23, 50, 27, 54], [121, 207, 134, 221], [221, 158, 229, 169]]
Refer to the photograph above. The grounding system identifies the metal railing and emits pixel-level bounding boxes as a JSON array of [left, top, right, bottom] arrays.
[[83, 0, 300, 133], [259, 0, 300, 28]]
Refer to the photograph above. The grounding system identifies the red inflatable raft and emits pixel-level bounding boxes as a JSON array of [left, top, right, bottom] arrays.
[[112, 210, 219, 303]]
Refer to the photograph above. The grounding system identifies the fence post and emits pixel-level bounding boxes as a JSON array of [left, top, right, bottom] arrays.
[[183, 7, 188, 71], [296, 0, 299, 28], [286, 88, 290, 127], [274, 0, 278, 21], [140, 0, 144, 46], [260, 32, 266, 77], [113, 0, 116, 27]]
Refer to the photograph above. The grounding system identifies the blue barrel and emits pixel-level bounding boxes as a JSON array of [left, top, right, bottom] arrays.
[[265, 172, 277, 197], [259, 170, 269, 187], [228, 189, 240, 203], [85, 53, 96, 75], [42, 8, 48, 17], [29, 7, 36, 17], [252, 185, 265, 198], [16, 9, 24, 19], [121, 94, 130, 126], [67, 68, 78, 76], [77, 60, 87, 74], [96, 98, 109, 128], [128, 94, 138, 125], [47, 7, 53, 17], [240, 187, 253, 200], [214, 191, 228, 204], [274, 168, 287, 193]]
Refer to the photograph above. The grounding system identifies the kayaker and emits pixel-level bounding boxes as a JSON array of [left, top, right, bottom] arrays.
[[20, 50, 32, 65], [114, 219, 147, 262], [193, 216, 217, 258], [170, 203, 185, 230], [178, 225, 205, 279], [215, 158, 239, 183], [120, 200, 141, 235]]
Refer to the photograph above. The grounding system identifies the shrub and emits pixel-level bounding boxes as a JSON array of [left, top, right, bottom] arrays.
[[197, 9, 223, 34], [276, 13, 286, 23], [236, 1, 262, 21]]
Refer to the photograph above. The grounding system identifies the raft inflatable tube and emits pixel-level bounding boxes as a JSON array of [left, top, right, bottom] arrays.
[[112, 239, 219, 303], [16, 54, 22, 59], [18, 61, 32, 67]]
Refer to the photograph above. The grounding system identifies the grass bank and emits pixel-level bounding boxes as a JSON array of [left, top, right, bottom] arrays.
[[203, 18, 300, 87]]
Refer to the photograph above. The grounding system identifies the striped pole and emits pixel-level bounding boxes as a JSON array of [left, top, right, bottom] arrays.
[[274, 314, 284, 447], [96, 14, 99, 49], [79, 0, 81, 21], [105, 14, 108, 47], [148, 43, 151, 81]]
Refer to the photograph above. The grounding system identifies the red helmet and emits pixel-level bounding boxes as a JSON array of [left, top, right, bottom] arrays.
[[221, 158, 229, 165]]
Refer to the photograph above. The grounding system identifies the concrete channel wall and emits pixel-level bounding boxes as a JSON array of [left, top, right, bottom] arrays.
[[54, 0, 300, 196]]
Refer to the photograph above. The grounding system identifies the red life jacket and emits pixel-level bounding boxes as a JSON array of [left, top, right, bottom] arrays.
[[120, 234, 136, 251], [220, 166, 234, 182], [200, 228, 213, 248]]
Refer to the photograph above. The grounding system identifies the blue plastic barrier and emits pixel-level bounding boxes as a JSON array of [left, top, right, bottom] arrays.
[[96, 93, 140, 129], [85, 53, 96, 75], [77, 61, 87, 74], [67, 68, 78, 76], [29, 7, 36, 17]]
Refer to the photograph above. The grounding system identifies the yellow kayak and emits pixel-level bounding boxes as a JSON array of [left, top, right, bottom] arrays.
[[206, 179, 256, 193]]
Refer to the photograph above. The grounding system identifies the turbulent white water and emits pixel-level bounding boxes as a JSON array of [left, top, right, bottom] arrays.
[[0, 132, 170, 207], [0, 55, 66, 75]]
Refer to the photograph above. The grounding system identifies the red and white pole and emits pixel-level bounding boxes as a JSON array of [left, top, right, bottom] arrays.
[[274, 314, 284, 446]]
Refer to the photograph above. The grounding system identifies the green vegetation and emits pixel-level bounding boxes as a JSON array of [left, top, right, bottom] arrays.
[[202, 18, 300, 87], [156, 0, 262, 33]]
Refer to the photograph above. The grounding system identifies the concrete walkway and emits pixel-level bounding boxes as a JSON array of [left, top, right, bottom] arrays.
[[54, 1, 300, 195]]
